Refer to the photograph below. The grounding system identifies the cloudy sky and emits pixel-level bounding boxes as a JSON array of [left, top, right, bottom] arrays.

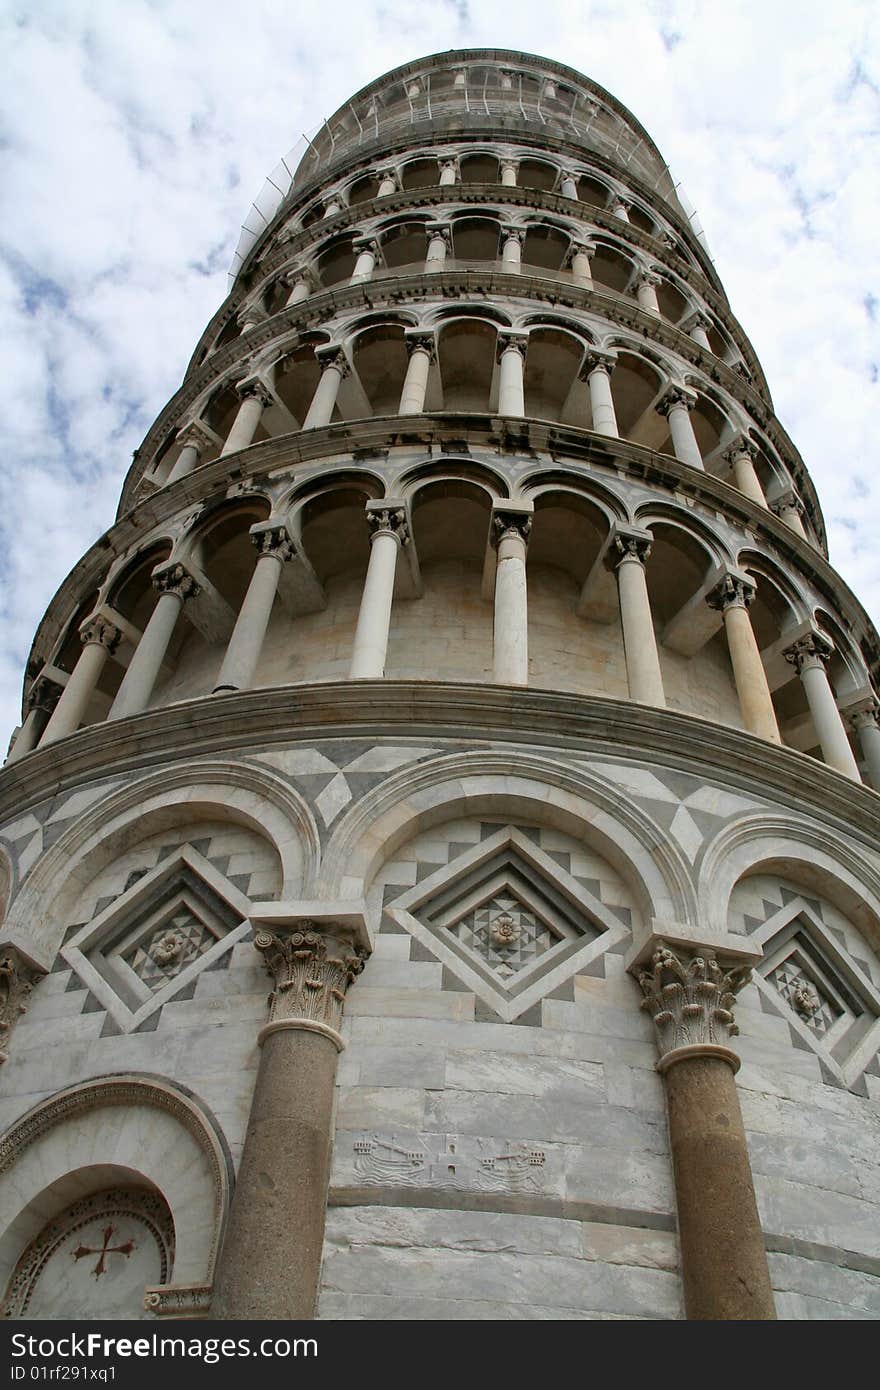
[[2, 0, 878, 745]]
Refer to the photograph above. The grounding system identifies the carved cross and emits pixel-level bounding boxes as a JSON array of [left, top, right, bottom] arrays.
[[72, 1223, 136, 1278]]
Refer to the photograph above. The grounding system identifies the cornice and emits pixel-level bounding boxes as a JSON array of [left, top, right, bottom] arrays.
[[1, 683, 878, 849], [25, 417, 878, 720]]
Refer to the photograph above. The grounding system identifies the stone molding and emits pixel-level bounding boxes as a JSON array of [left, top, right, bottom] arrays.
[[0, 946, 44, 1063], [635, 942, 752, 1065]]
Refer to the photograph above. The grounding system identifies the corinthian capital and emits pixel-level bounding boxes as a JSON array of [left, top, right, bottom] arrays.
[[250, 522, 295, 562], [783, 629, 833, 675], [491, 506, 533, 547], [152, 562, 201, 602], [636, 944, 752, 1069], [255, 925, 368, 1041], [78, 615, 122, 653], [657, 386, 697, 417], [366, 504, 409, 545], [0, 947, 45, 1063], [706, 571, 756, 613]]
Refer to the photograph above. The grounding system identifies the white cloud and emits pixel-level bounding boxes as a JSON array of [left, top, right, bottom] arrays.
[[1, 0, 878, 743]]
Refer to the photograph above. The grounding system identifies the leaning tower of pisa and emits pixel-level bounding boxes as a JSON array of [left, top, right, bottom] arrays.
[[1, 49, 879, 1323]]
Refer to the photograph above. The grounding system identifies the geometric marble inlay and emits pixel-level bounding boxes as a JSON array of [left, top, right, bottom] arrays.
[[386, 826, 629, 1022], [768, 958, 842, 1036], [61, 847, 254, 1033]]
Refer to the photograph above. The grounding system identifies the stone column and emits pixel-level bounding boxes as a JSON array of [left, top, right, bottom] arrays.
[[213, 526, 294, 694], [39, 617, 122, 747], [636, 945, 776, 1320], [609, 194, 631, 222], [6, 675, 63, 763], [376, 169, 398, 197], [496, 334, 527, 416], [323, 194, 344, 218], [658, 387, 703, 470], [398, 334, 435, 415], [108, 565, 199, 722], [708, 575, 780, 743], [284, 268, 314, 307], [351, 236, 380, 283], [723, 437, 768, 509], [559, 173, 577, 199], [682, 311, 713, 351], [349, 506, 409, 679], [491, 509, 532, 686], [634, 270, 661, 315], [425, 223, 451, 273], [846, 701, 880, 791], [221, 381, 271, 457], [770, 489, 808, 541], [438, 158, 458, 187], [784, 634, 861, 781], [303, 349, 348, 429], [582, 350, 619, 437], [0, 946, 45, 1064], [499, 159, 518, 187], [167, 422, 213, 484], [610, 527, 665, 708], [566, 240, 596, 288], [211, 912, 369, 1320], [500, 226, 524, 273]]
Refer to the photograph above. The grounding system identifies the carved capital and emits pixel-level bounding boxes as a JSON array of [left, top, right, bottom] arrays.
[[496, 333, 528, 362], [425, 222, 452, 249], [404, 332, 436, 361], [608, 194, 631, 212], [255, 925, 368, 1036], [499, 158, 519, 175], [706, 573, 756, 613], [78, 616, 122, 654], [636, 943, 751, 1065], [235, 377, 273, 408], [657, 386, 697, 417], [492, 509, 533, 548], [783, 630, 834, 674], [236, 302, 267, 331], [250, 523, 295, 562], [770, 488, 804, 519], [26, 675, 63, 715], [152, 563, 201, 602], [366, 506, 409, 545], [176, 420, 214, 454], [581, 348, 617, 380], [281, 265, 315, 291], [722, 434, 758, 466], [438, 158, 459, 176], [0, 947, 45, 1063], [845, 699, 880, 733], [375, 167, 400, 191], [499, 225, 526, 248], [315, 346, 350, 378], [634, 268, 662, 288], [565, 240, 597, 266], [609, 527, 652, 569], [352, 235, 381, 258], [681, 309, 713, 335]]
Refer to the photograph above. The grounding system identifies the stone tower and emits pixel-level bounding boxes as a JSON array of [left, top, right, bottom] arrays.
[[1, 49, 879, 1322]]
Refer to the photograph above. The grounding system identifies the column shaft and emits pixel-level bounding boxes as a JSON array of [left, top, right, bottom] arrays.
[[286, 277, 311, 306], [731, 453, 768, 508], [167, 443, 200, 483], [377, 174, 397, 196], [856, 717, 880, 791], [500, 235, 521, 272], [560, 174, 577, 198], [666, 401, 703, 470], [303, 361, 344, 429], [587, 364, 618, 437], [493, 531, 528, 686], [723, 603, 781, 742], [351, 247, 376, 282], [39, 642, 109, 746], [616, 556, 665, 707], [500, 162, 517, 187], [636, 278, 660, 314], [425, 233, 448, 272], [438, 162, 457, 187], [221, 393, 265, 456], [7, 708, 44, 763], [214, 553, 284, 693], [570, 249, 593, 287], [800, 661, 861, 780], [398, 347, 432, 415], [211, 1027, 339, 1319], [498, 344, 525, 416], [349, 529, 401, 678], [664, 1054, 776, 1319], [108, 591, 182, 721]]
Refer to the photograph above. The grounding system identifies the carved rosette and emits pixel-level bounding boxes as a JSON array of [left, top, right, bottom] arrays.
[[0, 947, 45, 1062], [636, 944, 752, 1066], [367, 507, 409, 546], [152, 563, 201, 602], [255, 926, 368, 1037]]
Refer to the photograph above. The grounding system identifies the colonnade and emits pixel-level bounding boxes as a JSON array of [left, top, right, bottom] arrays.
[[28, 505, 876, 788]]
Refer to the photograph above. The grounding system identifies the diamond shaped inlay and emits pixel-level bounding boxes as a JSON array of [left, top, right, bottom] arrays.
[[61, 847, 254, 1033], [769, 959, 841, 1036], [385, 827, 631, 1022]]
